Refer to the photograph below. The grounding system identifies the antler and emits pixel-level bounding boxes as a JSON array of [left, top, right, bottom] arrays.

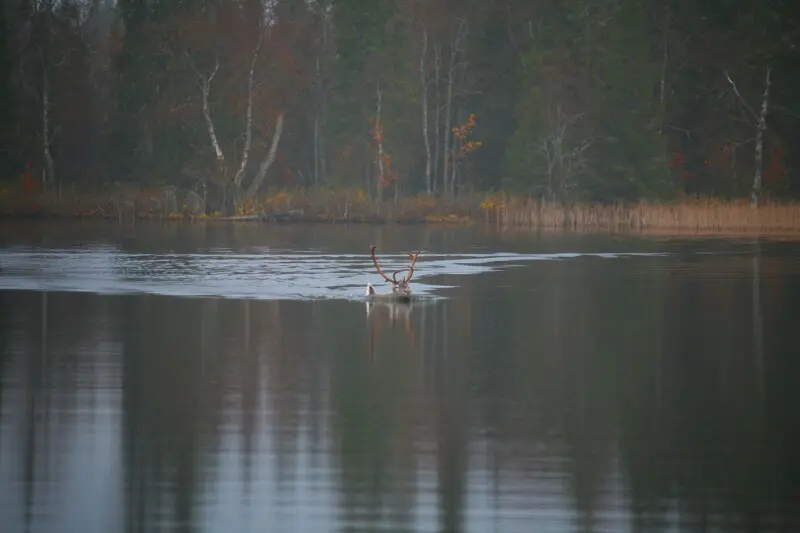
[[370, 245, 394, 284], [391, 269, 409, 283], [402, 250, 421, 283], [369, 246, 423, 295]]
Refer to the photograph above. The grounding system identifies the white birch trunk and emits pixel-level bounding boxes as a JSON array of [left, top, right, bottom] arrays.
[[198, 60, 225, 176], [313, 112, 320, 186], [751, 66, 771, 208], [659, 6, 669, 106], [420, 26, 432, 195], [41, 65, 54, 189], [315, 37, 323, 187], [375, 85, 385, 204], [724, 67, 772, 208], [442, 20, 465, 200], [312, 6, 330, 186], [313, 54, 321, 186], [37, 1, 55, 189], [433, 46, 441, 194], [442, 63, 454, 200], [450, 111, 459, 197], [233, 34, 264, 191], [245, 113, 285, 200]]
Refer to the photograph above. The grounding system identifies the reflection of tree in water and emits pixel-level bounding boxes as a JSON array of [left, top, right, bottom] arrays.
[[261, 300, 314, 489], [329, 298, 405, 531], [462, 253, 800, 532], [661, 254, 785, 531], [3, 292, 112, 532], [334, 296, 474, 533], [428, 301, 469, 533], [0, 291, 11, 437], [23, 292, 49, 533], [236, 299, 259, 495], [2, 239, 800, 533], [118, 294, 235, 533], [318, 298, 444, 532]]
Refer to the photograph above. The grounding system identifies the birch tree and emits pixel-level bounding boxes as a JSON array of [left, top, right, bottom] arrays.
[[309, 0, 333, 186], [533, 108, 592, 202], [441, 18, 467, 200], [724, 67, 772, 208], [187, 43, 285, 212], [419, 24, 432, 195], [16, 0, 56, 189], [180, 2, 290, 214]]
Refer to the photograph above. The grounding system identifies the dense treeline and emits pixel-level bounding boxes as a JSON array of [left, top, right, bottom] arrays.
[[1, 0, 799, 213]]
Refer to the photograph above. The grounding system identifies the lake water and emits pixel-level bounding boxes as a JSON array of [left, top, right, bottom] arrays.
[[0, 221, 799, 533]]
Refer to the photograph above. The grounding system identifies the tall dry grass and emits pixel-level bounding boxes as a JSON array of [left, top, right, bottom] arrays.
[[2, 180, 799, 233], [0, 182, 191, 221], [480, 195, 800, 233]]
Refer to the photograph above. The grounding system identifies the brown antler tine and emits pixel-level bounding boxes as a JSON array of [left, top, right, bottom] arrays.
[[392, 268, 409, 283], [402, 250, 422, 283], [370, 244, 394, 284]]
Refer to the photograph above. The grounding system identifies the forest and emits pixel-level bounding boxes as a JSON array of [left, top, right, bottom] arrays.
[[1, 0, 799, 220]]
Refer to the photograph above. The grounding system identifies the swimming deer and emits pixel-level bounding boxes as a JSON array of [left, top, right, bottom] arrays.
[[366, 245, 422, 300]]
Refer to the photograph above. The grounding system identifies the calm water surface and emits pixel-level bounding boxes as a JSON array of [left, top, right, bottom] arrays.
[[0, 221, 799, 533]]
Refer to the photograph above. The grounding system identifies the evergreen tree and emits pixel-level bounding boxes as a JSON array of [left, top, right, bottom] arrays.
[[327, 0, 396, 189], [0, 4, 12, 175], [110, 0, 155, 181], [586, 0, 671, 201]]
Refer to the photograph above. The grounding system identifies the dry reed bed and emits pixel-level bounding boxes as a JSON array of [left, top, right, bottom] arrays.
[[2, 182, 800, 232], [0, 184, 186, 219], [486, 200, 800, 232]]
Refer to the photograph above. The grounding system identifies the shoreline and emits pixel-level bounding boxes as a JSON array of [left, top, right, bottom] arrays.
[[2, 187, 800, 234], [3, 210, 800, 238]]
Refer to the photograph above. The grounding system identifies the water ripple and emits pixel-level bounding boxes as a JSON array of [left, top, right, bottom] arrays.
[[0, 246, 667, 301]]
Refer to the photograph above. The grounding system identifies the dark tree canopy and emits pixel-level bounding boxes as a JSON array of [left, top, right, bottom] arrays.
[[2, 0, 798, 207]]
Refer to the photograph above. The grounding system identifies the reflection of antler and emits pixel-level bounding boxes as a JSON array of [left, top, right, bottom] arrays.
[[365, 299, 418, 357], [369, 245, 423, 297]]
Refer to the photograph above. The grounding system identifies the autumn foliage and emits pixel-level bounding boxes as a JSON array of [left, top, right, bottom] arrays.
[[765, 145, 786, 185], [452, 113, 483, 157], [369, 115, 397, 189]]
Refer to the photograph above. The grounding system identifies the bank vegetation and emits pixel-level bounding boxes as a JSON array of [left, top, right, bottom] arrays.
[[3, 184, 799, 233]]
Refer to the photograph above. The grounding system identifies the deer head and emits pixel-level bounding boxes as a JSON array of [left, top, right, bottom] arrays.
[[368, 245, 422, 297]]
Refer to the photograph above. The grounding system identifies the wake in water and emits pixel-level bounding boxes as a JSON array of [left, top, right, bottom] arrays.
[[0, 246, 666, 301]]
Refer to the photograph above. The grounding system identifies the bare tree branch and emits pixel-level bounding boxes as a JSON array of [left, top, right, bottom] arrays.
[[188, 54, 225, 173], [724, 70, 759, 122]]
